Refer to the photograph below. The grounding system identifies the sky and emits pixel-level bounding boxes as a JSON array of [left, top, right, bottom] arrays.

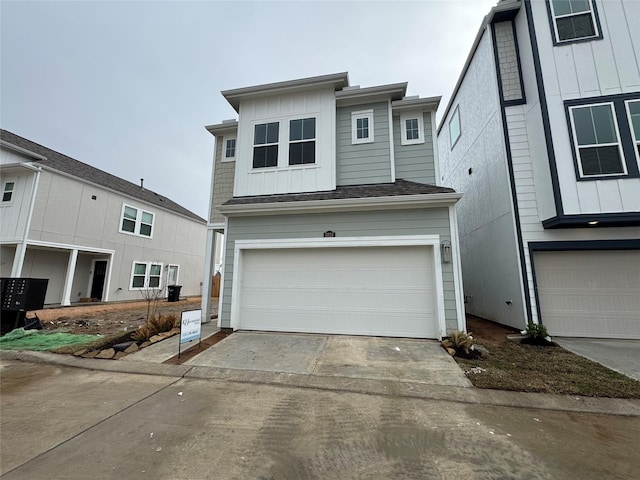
[[1, 0, 497, 219]]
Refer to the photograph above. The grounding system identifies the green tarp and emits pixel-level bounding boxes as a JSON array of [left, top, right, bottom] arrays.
[[0, 328, 98, 351]]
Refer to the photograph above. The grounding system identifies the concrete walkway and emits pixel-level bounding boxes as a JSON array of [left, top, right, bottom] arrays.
[[555, 337, 640, 381]]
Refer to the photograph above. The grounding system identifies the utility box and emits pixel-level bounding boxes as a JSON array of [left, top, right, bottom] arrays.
[[0, 278, 49, 334]]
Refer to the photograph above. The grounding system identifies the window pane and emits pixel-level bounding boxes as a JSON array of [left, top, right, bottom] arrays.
[[225, 139, 236, 157], [2, 191, 12, 202], [356, 118, 369, 139], [572, 107, 596, 145], [132, 276, 145, 288], [134, 263, 146, 275], [302, 141, 315, 163], [406, 118, 419, 140], [628, 101, 640, 139], [569, 0, 590, 14], [149, 276, 160, 288], [124, 206, 137, 220], [266, 122, 279, 144], [289, 143, 303, 165], [591, 105, 617, 144], [580, 146, 623, 175], [302, 118, 315, 140], [253, 145, 278, 168], [254, 124, 266, 145], [557, 14, 595, 41], [141, 212, 153, 224], [553, 0, 572, 16], [4, 182, 14, 192], [150, 264, 161, 276], [122, 218, 136, 233], [290, 119, 302, 141], [139, 224, 152, 236]]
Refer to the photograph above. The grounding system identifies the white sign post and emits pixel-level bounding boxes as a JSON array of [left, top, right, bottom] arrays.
[[179, 309, 202, 358]]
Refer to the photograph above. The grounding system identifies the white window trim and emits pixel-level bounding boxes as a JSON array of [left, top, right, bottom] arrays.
[[568, 102, 627, 178], [449, 106, 461, 149], [351, 109, 374, 144], [222, 135, 236, 162], [549, 0, 599, 44], [129, 261, 164, 291], [400, 112, 425, 146], [1, 178, 16, 206], [119, 203, 155, 238], [624, 99, 640, 167]]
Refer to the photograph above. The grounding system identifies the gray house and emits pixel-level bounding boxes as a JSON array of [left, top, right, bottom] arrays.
[[437, 0, 640, 339], [0, 130, 207, 306], [201, 73, 465, 339]]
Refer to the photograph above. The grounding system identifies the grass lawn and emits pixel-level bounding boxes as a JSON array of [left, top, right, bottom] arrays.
[[454, 332, 640, 399]]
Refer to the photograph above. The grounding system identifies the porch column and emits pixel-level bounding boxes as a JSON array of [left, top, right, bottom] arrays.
[[61, 249, 78, 306], [10, 243, 27, 277], [200, 227, 217, 325]]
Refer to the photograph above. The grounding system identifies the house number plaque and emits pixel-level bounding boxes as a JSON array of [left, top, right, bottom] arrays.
[[323, 231, 336, 237]]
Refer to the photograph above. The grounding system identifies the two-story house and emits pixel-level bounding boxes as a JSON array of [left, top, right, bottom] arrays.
[[202, 73, 465, 339], [437, 0, 640, 339], [0, 130, 207, 306]]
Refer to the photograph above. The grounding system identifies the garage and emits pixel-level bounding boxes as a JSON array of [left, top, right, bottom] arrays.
[[231, 243, 442, 338], [534, 250, 640, 339]]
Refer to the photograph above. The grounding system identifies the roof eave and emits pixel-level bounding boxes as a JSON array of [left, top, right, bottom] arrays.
[[218, 192, 462, 217], [335, 83, 408, 107]]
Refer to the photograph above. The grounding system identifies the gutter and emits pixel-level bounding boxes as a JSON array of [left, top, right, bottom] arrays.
[[218, 192, 462, 217]]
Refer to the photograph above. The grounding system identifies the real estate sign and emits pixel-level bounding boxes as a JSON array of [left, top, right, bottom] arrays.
[[180, 309, 201, 344]]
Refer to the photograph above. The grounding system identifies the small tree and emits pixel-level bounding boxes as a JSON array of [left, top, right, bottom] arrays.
[[139, 262, 166, 322]]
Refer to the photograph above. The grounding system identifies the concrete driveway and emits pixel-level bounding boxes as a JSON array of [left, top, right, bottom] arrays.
[[554, 338, 640, 381], [184, 331, 472, 387]]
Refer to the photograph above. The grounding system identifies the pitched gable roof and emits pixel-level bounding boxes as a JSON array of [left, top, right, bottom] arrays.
[[0, 129, 205, 223]]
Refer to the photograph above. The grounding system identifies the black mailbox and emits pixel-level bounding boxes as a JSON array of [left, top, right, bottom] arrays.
[[1, 278, 49, 334]]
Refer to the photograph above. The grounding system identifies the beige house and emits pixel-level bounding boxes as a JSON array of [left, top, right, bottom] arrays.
[[0, 130, 206, 306]]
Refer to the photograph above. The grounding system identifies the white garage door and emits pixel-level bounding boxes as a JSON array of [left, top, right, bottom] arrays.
[[534, 250, 640, 339], [236, 246, 439, 338]]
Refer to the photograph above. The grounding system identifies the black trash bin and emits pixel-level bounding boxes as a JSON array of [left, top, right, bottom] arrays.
[[167, 285, 182, 302]]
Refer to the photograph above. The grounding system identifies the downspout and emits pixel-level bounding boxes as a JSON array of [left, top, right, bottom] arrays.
[[388, 99, 396, 182]]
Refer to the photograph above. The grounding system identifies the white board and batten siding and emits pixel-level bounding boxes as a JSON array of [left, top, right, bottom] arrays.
[[0, 148, 38, 243], [528, 0, 640, 216], [234, 88, 337, 197], [534, 250, 640, 339], [220, 208, 461, 338]]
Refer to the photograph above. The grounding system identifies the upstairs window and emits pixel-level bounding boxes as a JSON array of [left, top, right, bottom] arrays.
[[223, 137, 236, 161], [2, 181, 15, 202], [120, 204, 155, 238], [351, 110, 374, 144], [548, 0, 600, 44], [253, 122, 279, 168], [130, 262, 162, 290], [400, 113, 425, 145], [569, 103, 625, 177], [449, 106, 461, 149], [626, 100, 640, 162], [289, 117, 316, 165]]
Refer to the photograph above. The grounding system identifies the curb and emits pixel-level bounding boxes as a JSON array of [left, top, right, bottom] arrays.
[[3, 349, 639, 417]]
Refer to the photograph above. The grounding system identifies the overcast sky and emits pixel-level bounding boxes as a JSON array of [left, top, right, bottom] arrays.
[[1, 0, 497, 219]]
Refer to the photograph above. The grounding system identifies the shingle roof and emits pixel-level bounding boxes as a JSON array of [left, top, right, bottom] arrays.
[[0, 129, 205, 223], [223, 179, 456, 205]]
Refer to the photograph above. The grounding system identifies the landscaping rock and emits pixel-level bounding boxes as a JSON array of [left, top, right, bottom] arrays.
[[81, 350, 99, 358], [124, 343, 139, 353], [113, 341, 136, 352], [140, 341, 151, 348], [95, 348, 116, 359], [114, 351, 128, 360], [73, 348, 88, 357], [149, 335, 163, 343]]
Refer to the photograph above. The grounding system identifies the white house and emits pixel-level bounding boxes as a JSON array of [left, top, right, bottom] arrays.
[[437, 0, 640, 338], [201, 73, 466, 339], [0, 130, 207, 306]]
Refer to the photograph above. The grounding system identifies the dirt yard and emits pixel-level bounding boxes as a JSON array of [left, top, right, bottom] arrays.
[[33, 297, 211, 337]]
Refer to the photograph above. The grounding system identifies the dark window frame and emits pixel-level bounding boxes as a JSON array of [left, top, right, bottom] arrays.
[[252, 122, 279, 169], [545, 0, 603, 46], [288, 117, 316, 166]]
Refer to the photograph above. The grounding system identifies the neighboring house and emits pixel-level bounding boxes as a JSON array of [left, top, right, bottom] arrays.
[[437, 0, 640, 338], [0, 130, 207, 306], [201, 72, 465, 339]]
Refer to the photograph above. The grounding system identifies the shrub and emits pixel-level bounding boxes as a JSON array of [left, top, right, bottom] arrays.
[[131, 314, 178, 342], [522, 322, 553, 346], [131, 325, 152, 342], [442, 330, 481, 358]]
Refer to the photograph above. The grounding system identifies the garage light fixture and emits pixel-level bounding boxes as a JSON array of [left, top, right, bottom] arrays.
[[441, 240, 452, 263]]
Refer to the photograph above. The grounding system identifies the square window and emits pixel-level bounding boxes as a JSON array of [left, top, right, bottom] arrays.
[[549, 0, 599, 43], [351, 110, 374, 144], [569, 103, 625, 177], [130, 262, 163, 290]]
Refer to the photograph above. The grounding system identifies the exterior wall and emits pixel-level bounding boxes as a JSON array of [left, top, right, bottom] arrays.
[[336, 102, 392, 185], [1, 245, 16, 276], [21, 248, 68, 304], [210, 134, 235, 224], [528, 0, 640, 215], [0, 150, 37, 242], [25, 170, 206, 303], [221, 208, 458, 332], [234, 88, 337, 197], [438, 28, 527, 329], [494, 21, 524, 102], [393, 111, 436, 184]]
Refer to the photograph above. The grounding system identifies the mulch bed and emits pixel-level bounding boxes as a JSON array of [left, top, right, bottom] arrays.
[[163, 330, 232, 365]]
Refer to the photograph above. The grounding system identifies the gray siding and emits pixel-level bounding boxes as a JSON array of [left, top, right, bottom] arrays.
[[393, 112, 436, 184], [336, 102, 392, 185], [221, 208, 458, 332], [210, 135, 235, 224]]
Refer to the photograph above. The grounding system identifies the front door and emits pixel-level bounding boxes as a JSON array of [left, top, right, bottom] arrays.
[[90, 260, 107, 300]]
